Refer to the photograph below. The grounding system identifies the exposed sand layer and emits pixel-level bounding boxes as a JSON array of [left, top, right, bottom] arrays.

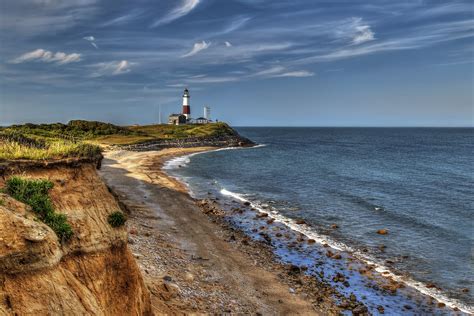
[[0, 163, 151, 315], [99, 148, 340, 315]]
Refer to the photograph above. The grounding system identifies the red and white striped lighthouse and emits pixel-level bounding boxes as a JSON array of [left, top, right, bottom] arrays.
[[182, 88, 191, 119]]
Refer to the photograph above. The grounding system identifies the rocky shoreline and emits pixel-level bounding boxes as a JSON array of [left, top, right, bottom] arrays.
[[99, 148, 340, 314], [112, 134, 255, 151]]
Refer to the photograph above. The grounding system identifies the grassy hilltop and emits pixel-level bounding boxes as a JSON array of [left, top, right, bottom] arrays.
[[0, 120, 236, 160]]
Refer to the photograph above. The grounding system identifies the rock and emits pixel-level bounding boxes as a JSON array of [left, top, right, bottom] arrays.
[[461, 288, 469, 293], [378, 244, 386, 252], [295, 219, 306, 225], [332, 273, 345, 283], [377, 229, 388, 235], [276, 233, 283, 237], [163, 275, 172, 282], [377, 305, 385, 314], [352, 305, 368, 315], [243, 201, 251, 206], [437, 302, 445, 308], [349, 293, 357, 302], [256, 213, 269, 218], [426, 283, 437, 289], [307, 239, 316, 244], [266, 218, 275, 224], [129, 227, 138, 235], [331, 224, 339, 229], [287, 265, 301, 275], [333, 253, 342, 260], [289, 288, 295, 294], [184, 272, 194, 282]]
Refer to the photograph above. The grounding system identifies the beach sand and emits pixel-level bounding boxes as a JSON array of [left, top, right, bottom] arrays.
[[99, 148, 340, 315]]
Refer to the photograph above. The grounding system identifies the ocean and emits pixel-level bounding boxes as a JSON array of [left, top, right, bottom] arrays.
[[165, 127, 473, 313]]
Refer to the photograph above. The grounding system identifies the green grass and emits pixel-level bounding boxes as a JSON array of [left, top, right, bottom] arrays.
[[107, 211, 127, 227], [0, 120, 237, 157], [5, 177, 73, 241]]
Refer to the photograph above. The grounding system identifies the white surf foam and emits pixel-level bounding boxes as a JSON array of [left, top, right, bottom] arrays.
[[220, 188, 473, 314]]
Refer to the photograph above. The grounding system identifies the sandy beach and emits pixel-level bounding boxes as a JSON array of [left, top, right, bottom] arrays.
[[99, 148, 340, 315]]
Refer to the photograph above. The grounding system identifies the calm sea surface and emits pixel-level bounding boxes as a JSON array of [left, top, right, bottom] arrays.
[[168, 127, 473, 306]]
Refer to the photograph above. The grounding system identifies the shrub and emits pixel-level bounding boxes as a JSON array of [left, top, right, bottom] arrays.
[[6, 176, 73, 242], [108, 211, 127, 227]]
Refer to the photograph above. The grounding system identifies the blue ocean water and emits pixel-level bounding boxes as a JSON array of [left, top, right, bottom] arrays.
[[167, 128, 473, 309]]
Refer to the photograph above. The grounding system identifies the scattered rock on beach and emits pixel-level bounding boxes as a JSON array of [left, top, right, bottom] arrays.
[[377, 305, 385, 314], [256, 213, 269, 218], [377, 229, 389, 235], [307, 239, 316, 244], [331, 224, 339, 229], [243, 201, 251, 206], [295, 219, 306, 225], [461, 287, 470, 293]]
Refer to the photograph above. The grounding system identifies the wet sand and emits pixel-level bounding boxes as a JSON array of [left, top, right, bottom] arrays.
[[99, 148, 340, 315]]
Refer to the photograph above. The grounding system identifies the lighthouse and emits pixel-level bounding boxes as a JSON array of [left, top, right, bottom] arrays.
[[182, 88, 191, 119]]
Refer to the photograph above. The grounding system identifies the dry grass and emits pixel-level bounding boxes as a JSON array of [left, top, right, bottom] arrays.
[[0, 139, 101, 160]]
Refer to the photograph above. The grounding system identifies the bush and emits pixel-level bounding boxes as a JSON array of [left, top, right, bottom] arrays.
[[108, 211, 127, 227], [6, 176, 73, 242]]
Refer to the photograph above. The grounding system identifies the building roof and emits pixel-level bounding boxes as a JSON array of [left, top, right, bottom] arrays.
[[195, 117, 207, 120]]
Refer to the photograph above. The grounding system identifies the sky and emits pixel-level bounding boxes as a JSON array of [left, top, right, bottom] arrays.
[[0, 0, 473, 127]]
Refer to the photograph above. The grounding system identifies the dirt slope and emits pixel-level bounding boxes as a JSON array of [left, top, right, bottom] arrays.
[[0, 163, 152, 315]]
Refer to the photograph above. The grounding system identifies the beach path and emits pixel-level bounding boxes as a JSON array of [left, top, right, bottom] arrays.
[[99, 149, 333, 315]]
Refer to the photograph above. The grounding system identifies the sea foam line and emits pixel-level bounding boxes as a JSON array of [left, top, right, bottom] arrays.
[[162, 144, 472, 314], [220, 188, 473, 314]]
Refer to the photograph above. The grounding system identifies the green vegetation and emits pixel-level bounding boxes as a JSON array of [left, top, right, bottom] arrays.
[[0, 137, 101, 160], [0, 120, 236, 159], [5, 177, 73, 241], [107, 211, 127, 227]]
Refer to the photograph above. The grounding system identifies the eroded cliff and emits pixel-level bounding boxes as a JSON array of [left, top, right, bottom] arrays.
[[0, 162, 152, 315]]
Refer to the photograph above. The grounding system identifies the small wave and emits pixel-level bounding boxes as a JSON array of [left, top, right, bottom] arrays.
[[220, 188, 473, 314], [163, 144, 267, 170]]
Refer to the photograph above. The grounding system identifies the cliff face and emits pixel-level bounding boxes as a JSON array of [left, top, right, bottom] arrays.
[[0, 163, 152, 315]]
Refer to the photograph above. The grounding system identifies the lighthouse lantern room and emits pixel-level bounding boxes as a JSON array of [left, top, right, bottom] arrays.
[[182, 88, 191, 119]]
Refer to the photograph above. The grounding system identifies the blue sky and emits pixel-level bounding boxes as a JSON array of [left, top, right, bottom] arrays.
[[0, 0, 472, 126]]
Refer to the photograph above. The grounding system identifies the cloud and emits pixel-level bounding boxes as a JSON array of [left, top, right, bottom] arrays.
[[252, 66, 313, 78], [10, 49, 81, 64], [225, 41, 232, 47], [151, 0, 200, 27], [182, 41, 211, 57], [83, 35, 99, 49], [91, 60, 132, 77], [352, 24, 375, 45], [101, 9, 144, 27], [223, 16, 251, 34], [274, 70, 314, 77]]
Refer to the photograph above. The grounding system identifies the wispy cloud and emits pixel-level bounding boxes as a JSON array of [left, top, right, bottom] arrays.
[[225, 41, 232, 47], [101, 9, 144, 27], [252, 66, 314, 78], [10, 49, 81, 64], [222, 15, 252, 33], [83, 36, 99, 49], [151, 0, 200, 27], [182, 41, 211, 57], [352, 24, 375, 45], [91, 60, 132, 77], [275, 70, 314, 77]]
